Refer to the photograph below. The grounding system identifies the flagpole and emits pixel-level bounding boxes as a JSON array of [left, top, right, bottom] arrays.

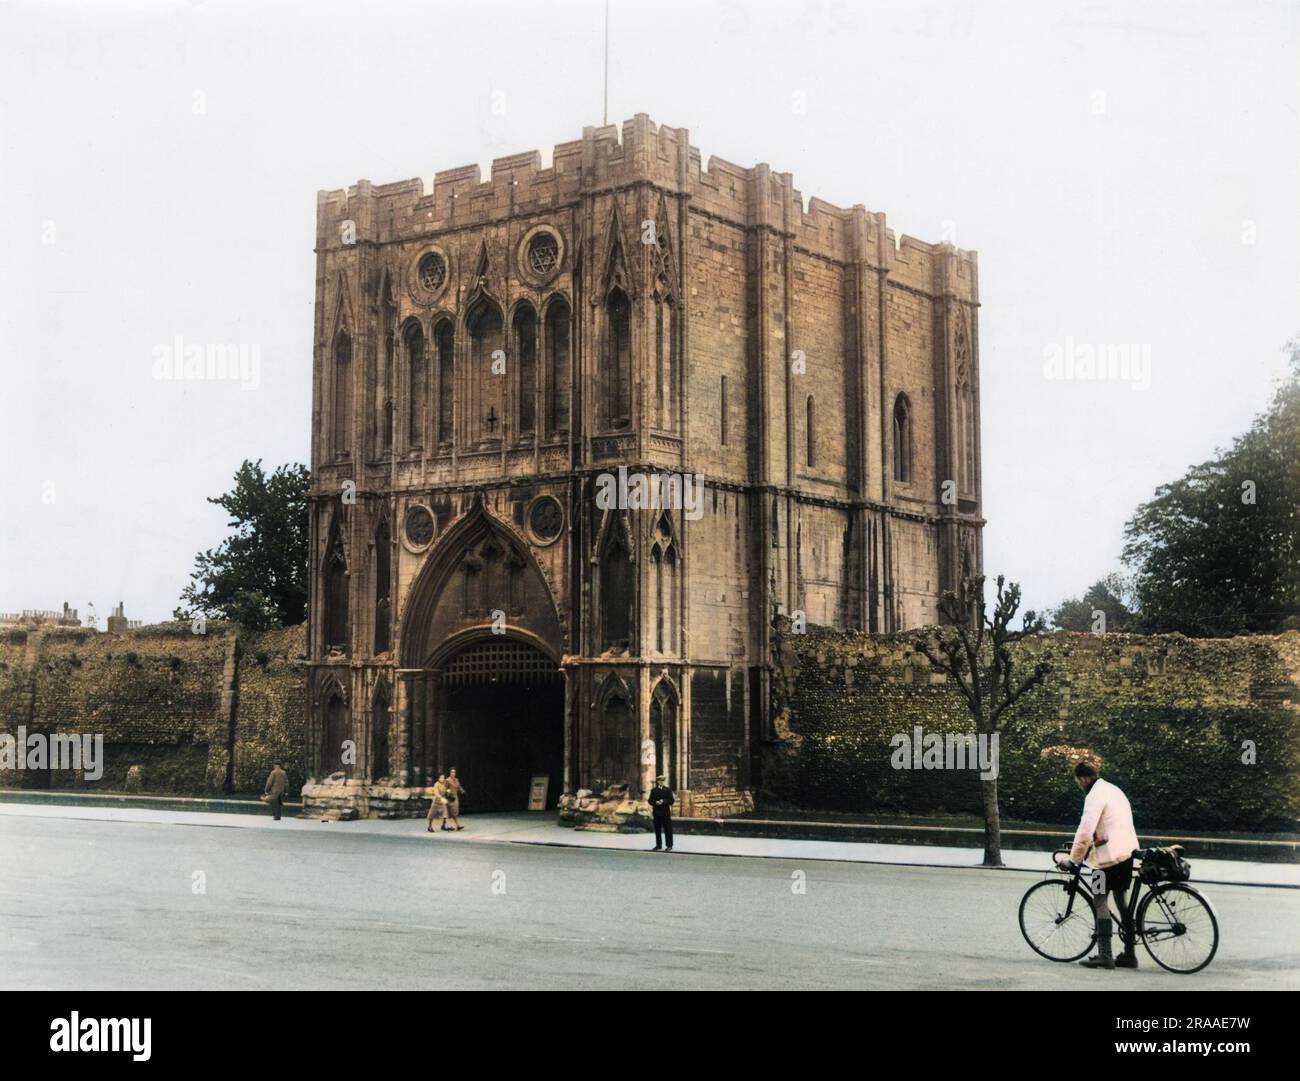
[[603, 0, 609, 126]]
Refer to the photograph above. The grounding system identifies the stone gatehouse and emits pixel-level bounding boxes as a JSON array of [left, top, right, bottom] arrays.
[[304, 114, 983, 818]]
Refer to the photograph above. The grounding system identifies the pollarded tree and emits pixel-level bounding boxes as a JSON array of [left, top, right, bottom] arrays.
[[916, 573, 1051, 867]]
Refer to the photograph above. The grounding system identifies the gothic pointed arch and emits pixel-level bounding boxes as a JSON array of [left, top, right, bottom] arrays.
[[650, 192, 679, 299], [376, 270, 398, 455], [893, 393, 913, 484], [465, 295, 505, 445], [402, 316, 426, 448], [323, 512, 350, 652], [543, 294, 571, 437], [599, 202, 635, 299], [511, 300, 538, 438], [650, 511, 679, 654], [649, 675, 680, 788], [373, 512, 392, 655], [319, 676, 352, 778], [371, 678, 392, 781], [953, 310, 975, 496], [602, 287, 632, 431], [329, 278, 356, 459], [652, 281, 678, 430], [470, 238, 492, 294], [593, 672, 638, 795], [432, 315, 455, 445], [398, 501, 563, 670], [596, 508, 633, 652]]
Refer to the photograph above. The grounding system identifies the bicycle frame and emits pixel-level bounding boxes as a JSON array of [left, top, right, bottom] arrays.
[[1051, 846, 1141, 945]]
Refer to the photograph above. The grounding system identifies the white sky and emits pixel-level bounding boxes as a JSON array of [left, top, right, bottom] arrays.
[[1, 0, 1297, 625]]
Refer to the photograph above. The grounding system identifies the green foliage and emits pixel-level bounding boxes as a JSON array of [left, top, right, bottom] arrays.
[[1050, 573, 1138, 632], [1123, 342, 1300, 635], [767, 629, 1300, 832], [176, 460, 310, 630]]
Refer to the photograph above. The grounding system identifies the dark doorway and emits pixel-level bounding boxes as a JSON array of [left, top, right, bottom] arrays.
[[438, 640, 563, 811], [322, 690, 352, 777]]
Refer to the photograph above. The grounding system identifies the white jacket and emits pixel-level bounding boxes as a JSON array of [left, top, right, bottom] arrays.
[[1070, 777, 1139, 868]]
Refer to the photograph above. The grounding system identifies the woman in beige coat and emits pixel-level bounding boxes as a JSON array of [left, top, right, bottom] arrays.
[[425, 774, 448, 833]]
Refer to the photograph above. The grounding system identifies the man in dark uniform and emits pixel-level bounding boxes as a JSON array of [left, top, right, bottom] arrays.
[[264, 763, 288, 821], [649, 775, 674, 852]]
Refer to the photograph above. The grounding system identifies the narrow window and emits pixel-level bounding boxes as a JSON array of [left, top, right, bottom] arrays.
[[605, 289, 631, 430], [435, 321, 454, 445], [405, 322, 425, 448], [893, 394, 912, 484], [958, 383, 975, 494], [720, 375, 728, 446], [514, 306, 537, 437], [332, 330, 352, 457], [468, 301, 504, 442], [805, 395, 816, 467], [324, 519, 349, 651], [371, 687, 390, 780], [373, 518, 391, 655], [600, 516, 632, 650], [545, 299, 571, 436]]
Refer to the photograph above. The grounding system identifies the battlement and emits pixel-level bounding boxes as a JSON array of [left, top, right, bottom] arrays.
[[316, 114, 978, 293]]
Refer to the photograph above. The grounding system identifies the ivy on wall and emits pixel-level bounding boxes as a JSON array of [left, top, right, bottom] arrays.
[[765, 625, 1300, 831]]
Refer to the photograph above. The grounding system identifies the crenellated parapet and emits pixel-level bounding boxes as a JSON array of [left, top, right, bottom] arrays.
[[313, 114, 978, 303]]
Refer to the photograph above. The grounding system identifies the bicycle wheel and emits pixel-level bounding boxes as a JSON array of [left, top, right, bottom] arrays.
[[1138, 883, 1219, 974], [1019, 879, 1096, 962]]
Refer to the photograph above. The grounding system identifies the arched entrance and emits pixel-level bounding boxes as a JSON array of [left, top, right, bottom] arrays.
[[437, 638, 563, 811]]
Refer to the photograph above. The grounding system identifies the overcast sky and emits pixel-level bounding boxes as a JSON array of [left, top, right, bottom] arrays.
[[1, 0, 1297, 625]]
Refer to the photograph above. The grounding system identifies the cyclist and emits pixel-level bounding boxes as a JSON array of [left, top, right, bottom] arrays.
[[1054, 761, 1140, 970]]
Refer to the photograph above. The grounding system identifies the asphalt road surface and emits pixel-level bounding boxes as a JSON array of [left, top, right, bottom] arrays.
[[2, 813, 1297, 990]]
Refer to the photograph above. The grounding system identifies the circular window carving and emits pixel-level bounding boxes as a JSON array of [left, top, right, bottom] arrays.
[[418, 252, 446, 291], [404, 505, 435, 548], [528, 496, 564, 544], [528, 233, 560, 276], [517, 225, 564, 285], [408, 246, 451, 303]]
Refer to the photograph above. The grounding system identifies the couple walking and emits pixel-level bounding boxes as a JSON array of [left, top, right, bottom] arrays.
[[426, 768, 466, 832]]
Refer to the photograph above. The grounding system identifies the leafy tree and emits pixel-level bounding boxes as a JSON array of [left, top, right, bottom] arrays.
[[175, 460, 310, 629], [1049, 573, 1138, 632], [917, 574, 1051, 867], [1122, 342, 1300, 636]]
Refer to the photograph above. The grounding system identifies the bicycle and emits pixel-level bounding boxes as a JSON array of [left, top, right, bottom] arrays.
[[1018, 845, 1220, 974]]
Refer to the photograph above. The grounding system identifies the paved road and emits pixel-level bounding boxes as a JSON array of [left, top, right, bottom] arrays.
[[2, 813, 1297, 990]]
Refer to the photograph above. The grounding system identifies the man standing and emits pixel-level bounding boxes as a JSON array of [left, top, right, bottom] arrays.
[[649, 775, 674, 852], [444, 768, 466, 831], [264, 763, 288, 821], [1058, 762, 1140, 970]]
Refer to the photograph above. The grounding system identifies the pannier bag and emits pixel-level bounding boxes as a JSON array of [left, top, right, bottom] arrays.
[[1138, 845, 1192, 884]]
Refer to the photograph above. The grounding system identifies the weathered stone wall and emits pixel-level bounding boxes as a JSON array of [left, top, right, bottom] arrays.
[[0, 622, 308, 796], [766, 624, 1300, 831]]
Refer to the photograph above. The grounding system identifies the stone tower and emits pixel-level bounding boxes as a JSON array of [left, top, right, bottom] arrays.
[[304, 114, 983, 818]]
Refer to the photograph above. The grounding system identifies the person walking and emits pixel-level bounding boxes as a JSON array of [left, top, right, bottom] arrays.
[[649, 775, 674, 852], [444, 768, 466, 831], [426, 773, 448, 833], [1057, 761, 1140, 970], [263, 763, 288, 821]]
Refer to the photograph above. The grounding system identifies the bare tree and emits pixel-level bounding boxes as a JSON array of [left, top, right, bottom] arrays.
[[916, 573, 1050, 867]]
